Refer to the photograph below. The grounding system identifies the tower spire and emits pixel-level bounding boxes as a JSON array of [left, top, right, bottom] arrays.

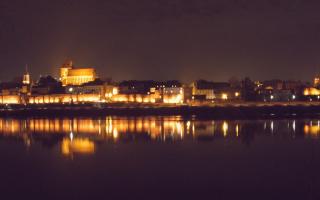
[[25, 64, 29, 74], [23, 64, 30, 85]]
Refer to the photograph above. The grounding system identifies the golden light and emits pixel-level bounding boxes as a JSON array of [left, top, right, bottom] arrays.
[[222, 121, 228, 137], [222, 93, 228, 100], [235, 124, 239, 137], [112, 87, 118, 95], [235, 92, 240, 97], [60, 60, 96, 86], [0, 95, 20, 104], [304, 87, 320, 96], [186, 121, 191, 133], [304, 124, 320, 138], [61, 138, 95, 156], [113, 128, 119, 139]]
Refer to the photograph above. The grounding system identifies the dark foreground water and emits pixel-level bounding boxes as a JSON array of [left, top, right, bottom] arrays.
[[1, 116, 320, 200]]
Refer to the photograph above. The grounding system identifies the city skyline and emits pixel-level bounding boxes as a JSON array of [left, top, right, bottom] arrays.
[[1, 0, 320, 81], [2, 59, 319, 83]]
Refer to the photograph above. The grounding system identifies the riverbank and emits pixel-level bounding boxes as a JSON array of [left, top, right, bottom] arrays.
[[1, 102, 320, 119]]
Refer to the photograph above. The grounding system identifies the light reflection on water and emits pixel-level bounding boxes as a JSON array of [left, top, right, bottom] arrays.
[[0, 117, 320, 156], [2, 117, 320, 200]]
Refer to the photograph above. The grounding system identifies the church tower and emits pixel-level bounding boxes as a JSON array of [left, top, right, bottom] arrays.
[[23, 65, 30, 85]]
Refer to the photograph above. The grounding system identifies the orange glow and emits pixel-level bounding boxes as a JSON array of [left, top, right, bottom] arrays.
[[304, 87, 320, 96], [304, 124, 320, 138], [222, 93, 228, 100], [61, 138, 95, 156], [163, 94, 183, 104], [222, 121, 228, 137], [0, 117, 251, 143], [28, 94, 101, 104], [0, 95, 20, 104]]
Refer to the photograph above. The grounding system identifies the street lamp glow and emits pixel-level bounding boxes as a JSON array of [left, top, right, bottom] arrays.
[[222, 93, 228, 100]]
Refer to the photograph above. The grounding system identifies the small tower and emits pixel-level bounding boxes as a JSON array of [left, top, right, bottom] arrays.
[[23, 65, 30, 85]]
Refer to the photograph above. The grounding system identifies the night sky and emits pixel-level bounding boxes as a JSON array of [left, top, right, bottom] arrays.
[[1, 0, 320, 82]]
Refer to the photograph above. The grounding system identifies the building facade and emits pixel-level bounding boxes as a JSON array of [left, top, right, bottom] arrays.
[[60, 60, 96, 86]]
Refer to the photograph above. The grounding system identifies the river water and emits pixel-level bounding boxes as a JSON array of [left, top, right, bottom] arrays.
[[1, 116, 320, 199]]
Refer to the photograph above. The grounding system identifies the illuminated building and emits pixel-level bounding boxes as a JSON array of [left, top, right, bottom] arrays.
[[303, 87, 320, 96], [191, 80, 239, 101], [157, 81, 184, 104], [0, 81, 24, 104], [161, 87, 184, 104], [114, 80, 185, 104], [65, 79, 119, 102], [60, 60, 96, 86], [191, 80, 215, 100]]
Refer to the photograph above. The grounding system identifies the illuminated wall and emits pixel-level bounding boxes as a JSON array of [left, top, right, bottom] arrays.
[[111, 94, 158, 103], [111, 88, 184, 104], [0, 95, 20, 104], [28, 94, 101, 104]]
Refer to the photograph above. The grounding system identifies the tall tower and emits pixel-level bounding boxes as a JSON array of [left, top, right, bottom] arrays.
[[60, 60, 73, 86], [22, 65, 30, 85]]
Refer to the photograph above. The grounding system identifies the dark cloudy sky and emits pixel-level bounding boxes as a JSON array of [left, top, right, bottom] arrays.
[[1, 0, 320, 82]]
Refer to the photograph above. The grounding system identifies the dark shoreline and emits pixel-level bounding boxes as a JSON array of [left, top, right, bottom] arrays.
[[2, 103, 320, 119]]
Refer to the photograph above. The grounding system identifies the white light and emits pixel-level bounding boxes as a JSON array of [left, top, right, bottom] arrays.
[[222, 93, 228, 100], [270, 95, 274, 100], [69, 87, 74, 92], [292, 95, 296, 100]]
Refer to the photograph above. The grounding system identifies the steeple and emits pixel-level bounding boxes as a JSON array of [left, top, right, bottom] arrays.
[[23, 64, 30, 85]]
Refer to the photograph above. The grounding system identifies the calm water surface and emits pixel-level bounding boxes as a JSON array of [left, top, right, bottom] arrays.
[[1, 116, 320, 200]]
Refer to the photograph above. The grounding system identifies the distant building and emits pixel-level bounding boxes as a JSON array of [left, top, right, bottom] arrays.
[[113, 80, 184, 104], [191, 80, 215, 100], [156, 81, 184, 104], [191, 80, 240, 101], [255, 80, 306, 101], [60, 60, 96, 86], [31, 75, 64, 95], [263, 80, 284, 90], [0, 82, 23, 104], [65, 79, 118, 102]]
